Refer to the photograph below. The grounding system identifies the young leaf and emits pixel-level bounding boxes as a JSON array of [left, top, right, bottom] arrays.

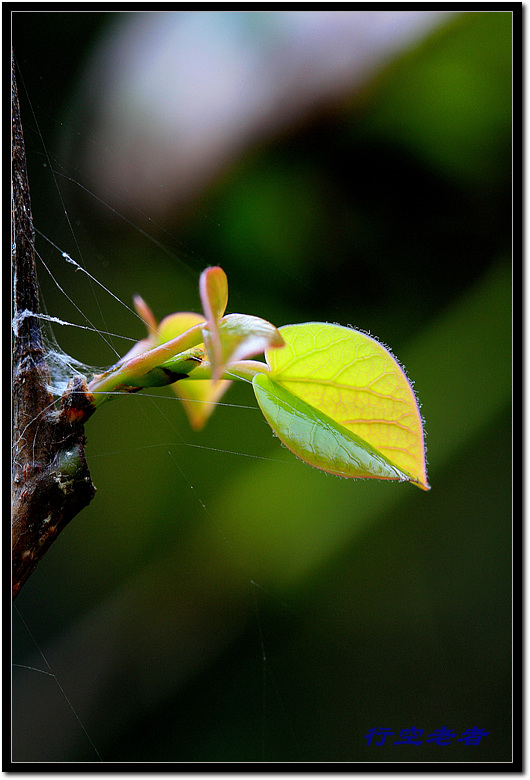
[[113, 295, 162, 365], [216, 313, 285, 367], [155, 310, 206, 343], [148, 309, 232, 430], [87, 269, 284, 426], [172, 376, 232, 431], [133, 294, 159, 337], [199, 266, 228, 323], [152, 308, 283, 429], [254, 323, 429, 490], [199, 266, 284, 381], [200, 266, 228, 380], [176, 314, 283, 429]]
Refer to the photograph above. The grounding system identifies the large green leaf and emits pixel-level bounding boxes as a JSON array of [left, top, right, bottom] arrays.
[[254, 322, 429, 490], [253, 374, 418, 484]]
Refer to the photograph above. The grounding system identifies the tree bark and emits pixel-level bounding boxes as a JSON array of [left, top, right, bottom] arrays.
[[11, 59, 96, 599]]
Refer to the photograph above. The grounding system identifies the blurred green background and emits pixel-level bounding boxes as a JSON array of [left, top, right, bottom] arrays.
[[12, 11, 513, 764]]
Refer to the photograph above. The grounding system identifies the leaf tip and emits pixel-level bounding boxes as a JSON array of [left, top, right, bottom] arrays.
[[406, 466, 429, 490]]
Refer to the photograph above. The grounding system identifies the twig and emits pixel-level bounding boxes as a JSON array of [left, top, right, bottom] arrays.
[[11, 58, 96, 599]]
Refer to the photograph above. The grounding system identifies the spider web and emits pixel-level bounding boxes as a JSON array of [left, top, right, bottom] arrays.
[[11, 80, 303, 765]]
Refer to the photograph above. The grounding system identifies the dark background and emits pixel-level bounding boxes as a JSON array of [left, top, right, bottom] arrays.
[[11, 10, 513, 764]]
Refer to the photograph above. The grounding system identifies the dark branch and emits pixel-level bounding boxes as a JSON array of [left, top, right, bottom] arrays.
[[11, 59, 96, 599]]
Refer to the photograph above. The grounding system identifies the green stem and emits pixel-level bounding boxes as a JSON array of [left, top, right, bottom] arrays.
[[88, 322, 205, 402], [89, 355, 271, 407], [189, 359, 271, 382]]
